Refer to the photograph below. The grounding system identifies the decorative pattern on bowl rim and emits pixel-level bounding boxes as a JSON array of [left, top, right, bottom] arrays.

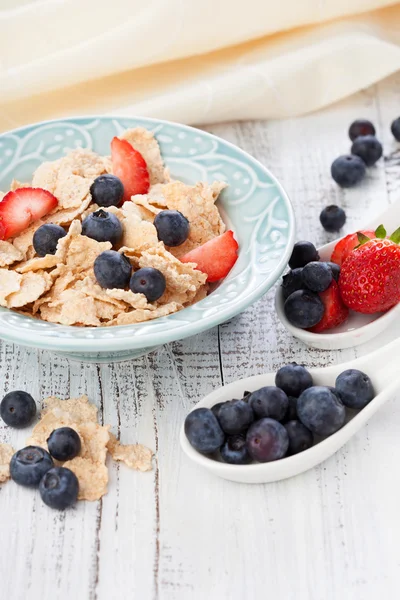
[[0, 116, 295, 352]]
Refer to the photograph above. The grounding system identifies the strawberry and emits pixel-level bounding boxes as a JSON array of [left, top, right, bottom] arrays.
[[180, 231, 239, 282], [111, 137, 150, 201], [0, 187, 58, 240], [330, 229, 376, 266], [308, 280, 349, 332], [339, 226, 400, 314]]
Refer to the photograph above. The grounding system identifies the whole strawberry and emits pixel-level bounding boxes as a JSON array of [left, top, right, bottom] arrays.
[[339, 226, 400, 314]]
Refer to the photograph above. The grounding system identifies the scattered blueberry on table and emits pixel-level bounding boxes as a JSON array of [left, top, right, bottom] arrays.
[[10, 446, 54, 487], [391, 117, 400, 141], [0, 391, 36, 428], [348, 119, 376, 141], [47, 427, 82, 461], [351, 135, 382, 167], [331, 155, 366, 188], [319, 205, 347, 233], [39, 467, 79, 510], [184, 364, 375, 465]]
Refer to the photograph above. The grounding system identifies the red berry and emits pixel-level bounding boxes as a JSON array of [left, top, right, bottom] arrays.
[[111, 137, 150, 201], [308, 280, 349, 333], [339, 238, 400, 314], [330, 229, 376, 266], [0, 188, 58, 240], [180, 230, 238, 282]]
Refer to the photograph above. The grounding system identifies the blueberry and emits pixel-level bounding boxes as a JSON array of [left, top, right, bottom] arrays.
[[130, 267, 166, 302], [0, 391, 36, 428], [154, 210, 190, 247], [90, 174, 124, 208], [281, 268, 305, 300], [246, 418, 289, 462], [391, 117, 400, 142], [82, 209, 123, 245], [351, 135, 383, 167], [326, 261, 341, 282], [320, 205, 347, 233], [33, 224, 67, 257], [284, 421, 313, 455], [283, 396, 298, 422], [348, 119, 376, 141], [10, 446, 53, 487], [220, 434, 252, 465], [248, 386, 288, 421], [335, 369, 375, 409], [297, 386, 346, 436], [302, 261, 332, 292], [211, 402, 226, 420], [184, 408, 225, 454], [331, 155, 366, 188], [284, 289, 324, 329], [47, 427, 81, 461], [289, 241, 319, 269], [217, 399, 254, 435], [39, 467, 79, 510], [275, 362, 313, 397], [94, 250, 132, 289]]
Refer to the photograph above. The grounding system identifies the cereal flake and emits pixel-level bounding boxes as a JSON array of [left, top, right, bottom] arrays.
[[0, 443, 14, 483]]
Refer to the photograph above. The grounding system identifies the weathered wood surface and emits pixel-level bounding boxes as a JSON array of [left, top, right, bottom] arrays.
[[1, 73, 400, 600]]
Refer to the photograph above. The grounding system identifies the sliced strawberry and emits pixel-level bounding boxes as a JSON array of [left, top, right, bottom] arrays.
[[180, 231, 239, 282], [330, 229, 376, 266], [111, 137, 150, 201], [308, 280, 349, 333], [0, 187, 58, 240]]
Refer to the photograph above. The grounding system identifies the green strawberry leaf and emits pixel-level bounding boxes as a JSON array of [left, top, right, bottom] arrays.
[[357, 232, 371, 246], [375, 224, 386, 239], [389, 227, 400, 244]]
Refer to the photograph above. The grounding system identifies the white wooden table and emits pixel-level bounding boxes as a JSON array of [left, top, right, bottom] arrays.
[[2, 73, 400, 600]]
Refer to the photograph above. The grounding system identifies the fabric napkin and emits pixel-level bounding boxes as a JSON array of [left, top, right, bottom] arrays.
[[0, 0, 400, 131]]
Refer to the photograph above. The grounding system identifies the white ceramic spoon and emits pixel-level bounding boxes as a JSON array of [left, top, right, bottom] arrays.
[[180, 337, 400, 483], [275, 200, 400, 350]]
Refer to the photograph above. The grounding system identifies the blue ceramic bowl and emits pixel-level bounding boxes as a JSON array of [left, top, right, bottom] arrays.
[[0, 116, 295, 362]]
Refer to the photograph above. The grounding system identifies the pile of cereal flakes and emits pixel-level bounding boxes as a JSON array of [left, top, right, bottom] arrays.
[[0, 127, 226, 326], [0, 394, 153, 500]]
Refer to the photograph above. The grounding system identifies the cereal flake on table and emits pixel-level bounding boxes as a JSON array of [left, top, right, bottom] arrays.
[[0, 443, 15, 483], [20, 394, 154, 501]]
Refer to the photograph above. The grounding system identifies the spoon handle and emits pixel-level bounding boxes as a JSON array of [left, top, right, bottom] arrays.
[[366, 199, 400, 229], [350, 337, 400, 387]]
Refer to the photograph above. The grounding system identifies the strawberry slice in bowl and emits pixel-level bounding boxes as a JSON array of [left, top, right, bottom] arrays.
[[180, 230, 239, 282], [111, 137, 150, 201], [0, 187, 58, 240]]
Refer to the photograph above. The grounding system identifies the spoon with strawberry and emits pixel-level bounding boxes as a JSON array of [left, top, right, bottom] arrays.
[[275, 199, 400, 349]]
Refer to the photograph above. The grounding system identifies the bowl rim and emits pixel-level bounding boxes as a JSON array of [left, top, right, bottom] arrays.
[[0, 114, 295, 352]]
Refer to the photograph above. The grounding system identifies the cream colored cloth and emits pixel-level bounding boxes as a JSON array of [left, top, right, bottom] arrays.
[[1, 0, 400, 131]]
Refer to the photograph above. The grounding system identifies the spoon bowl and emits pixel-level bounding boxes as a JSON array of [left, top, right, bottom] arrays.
[[180, 338, 400, 483], [275, 200, 400, 350]]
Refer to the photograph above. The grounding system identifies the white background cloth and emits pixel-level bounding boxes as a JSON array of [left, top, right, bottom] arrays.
[[1, 0, 400, 130]]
